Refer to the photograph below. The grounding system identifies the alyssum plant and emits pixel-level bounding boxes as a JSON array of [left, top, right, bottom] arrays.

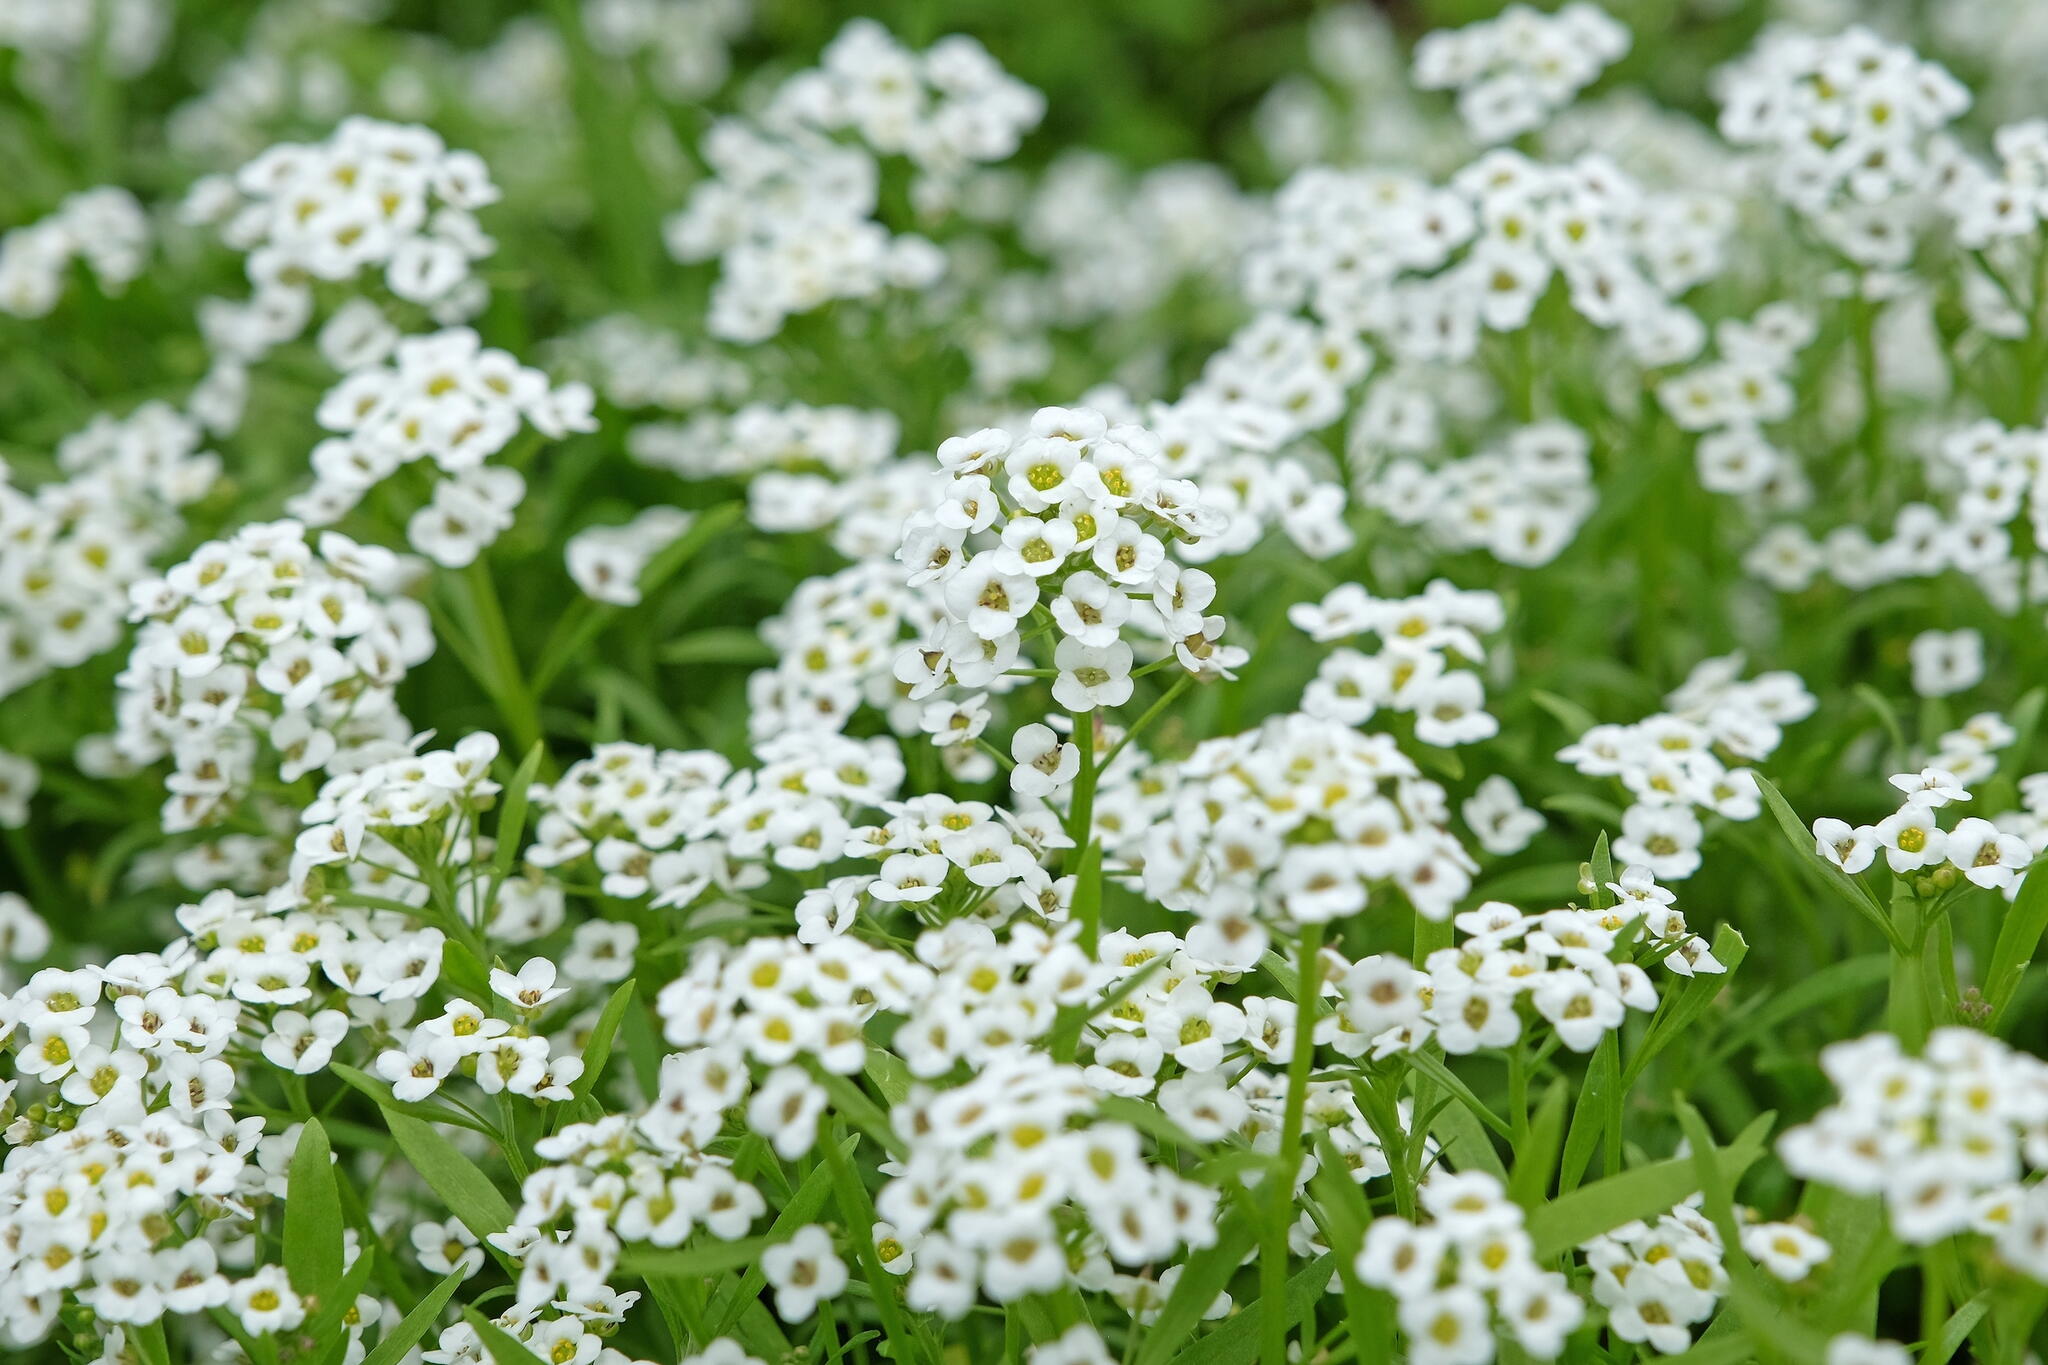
[[7, 2, 2048, 1364]]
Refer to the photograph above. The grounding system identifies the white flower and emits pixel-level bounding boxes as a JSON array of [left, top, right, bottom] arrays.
[[760, 1225, 848, 1323]]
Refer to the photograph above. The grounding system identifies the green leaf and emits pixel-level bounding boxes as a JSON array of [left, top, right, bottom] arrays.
[[823, 1127, 923, 1365], [1531, 688, 1600, 736], [465, 1307, 548, 1365], [621, 1233, 786, 1280], [1985, 859, 2048, 1033], [130, 1322, 173, 1365], [1169, 1252, 1334, 1365], [490, 739, 548, 887], [331, 1062, 499, 1138], [1588, 831, 1616, 909], [1558, 1033, 1618, 1194], [1922, 1290, 1993, 1365], [361, 1266, 469, 1365], [1306, 1134, 1396, 1360], [1853, 683, 1908, 766], [1675, 1099, 1823, 1365], [1404, 1049, 1512, 1140], [385, 1110, 514, 1241], [1422, 1080, 1506, 1180], [863, 1048, 911, 1106], [1540, 792, 1628, 828], [809, 1062, 906, 1158], [658, 626, 778, 666], [284, 1118, 344, 1298], [305, 1244, 377, 1338], [1133, 1208, 1258, 1365], [1470, 861, 1581, 905], [1528, 1110, 1774, 1259], [1707, 953, 1887, 1066], [1754, 775, 1906, 952], [1624, 924, 1751, 1090], [707, 1134, 852, 1339], [1509, 1079, 1569, 1211], [569, 978, 636, 1109]]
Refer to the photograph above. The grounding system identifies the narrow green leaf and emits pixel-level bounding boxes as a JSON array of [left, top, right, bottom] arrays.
[[824, 1127, 923, 1365], [1528, 1110, 1774, 1259], [1625, 924, 1751, 1089], [1531, 689, 1601, 736], [1707, 954, 1887, 1066], [1307, 1134, 1396, 1360], [331, 1062, 498, 1137], [1558, 1033, 1618, 1194], [863, 1049, 911, 1106], [707, 1134, 853, 1339], [465, 1308, 548, 1365], [1755, 775, 1905, 950], [305, 1245, 377, 1342], [385, 1110, 514, 1240], [1169, 1252, 1334, 1365], [1922, 1290, 1993, 1365], [1509, 1080, 1569, 1211], [1675, 1099, 1823, 1365], [569, 978, 636, 1109], [1404, 1049, 1512, 1140], [1133, 1208, 1258, 1365], [658, 626, 778, 666], [809, 1062, 906, 1159], [490, 739, 548, 887], [284, 1118, 344, 1297], [1986, 860, 2048, 1032], [1470, 861, 1581, 905], [1423, 1081, 1506, 1180], [620, 1233, 785, 1280], [1588, 831, 1615, 909], [361, 1266, 468, 1365], [1853, 683, 1908, 766], [130, 1322, 173, 1365]]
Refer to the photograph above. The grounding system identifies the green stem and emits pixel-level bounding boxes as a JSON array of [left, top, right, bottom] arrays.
[[1265, 922, 1325, 1365], [1888, 884, 1929, 1050], [459, 559, 542, 755], [1063, 711, 1097, 869], [1099, 672, 1195, 772]]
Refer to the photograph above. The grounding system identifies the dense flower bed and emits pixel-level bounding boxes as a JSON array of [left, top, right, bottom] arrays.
[[5, 3, 2048, 1364]]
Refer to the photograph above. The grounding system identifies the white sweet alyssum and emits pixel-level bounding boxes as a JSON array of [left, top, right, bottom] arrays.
[[13, 5, 2048, 1365]]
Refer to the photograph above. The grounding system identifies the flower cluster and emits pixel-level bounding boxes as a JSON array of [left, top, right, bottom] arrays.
[[566, 506, 694, 606], [524, 734, 903, 922], [1560, 656, 1816, 880], [289, 326, 597, 563], [1746, 416, 2048, 601], [1138, 711, 1473, 960], [1582, 1200, 1728, 1354], [1245, 150, 1728, 367], [1288, 579, 1504, 745], [1411, 3, 1630, 145], [1780, 1029, 2048, 1262], [1, 402, 221, 698], [870, 1051, 1218, 1315], [0, 187, 149, 318], [1812, 762, 2033, 894], [665, 20, 1042, 341], [1659, 304, 1818, 518], [185, 115, 500, 329], [1334, 875, 1713, 1061], [896, 405, 1242, 728], [1361, 420, 1598, 568], [111, 521, 434, 835], [1713, 26, 1970, 267], [1358, 1170, 1584, 1362]]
